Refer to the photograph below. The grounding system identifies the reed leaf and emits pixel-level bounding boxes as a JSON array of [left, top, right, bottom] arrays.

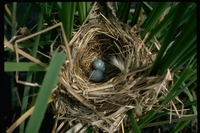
[[140, 2, 171, 39], [127, 109, 141, 133], [25, 52, 66, 133], [162, 68, 195, 106], [4, 14, 12, 27], [138, 65, 194, 127], [20, 4, 45, 132], [171, 109, 195, 133], [84, 126, 95, 133], [142, 2, 153, 12], [32, 2, 53, 27], [116, 2, 132, 23], [148, 2, 193, 76], [19, 3, 32, 27], [144, 2, 195, 44], [171, 49, 196, 73], [182, 81, 197, 115], [131, 2, 143, 26], [59, 2, 76, 41], [5, 62, 46, 72], [77, 2, 91, 25], [157, 7, 196, 75], [11, 2, 17, 36]]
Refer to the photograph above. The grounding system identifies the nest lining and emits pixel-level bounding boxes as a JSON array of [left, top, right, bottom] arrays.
[[52, 2, 181, 133]]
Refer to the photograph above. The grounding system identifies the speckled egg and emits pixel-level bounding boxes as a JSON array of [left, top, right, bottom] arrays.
[[92, 59, 105, 72], [89, 70, 103, 82]]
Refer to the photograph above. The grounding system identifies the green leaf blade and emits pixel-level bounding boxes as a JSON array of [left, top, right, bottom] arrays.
[[25, 52, 66, 133], [4, 62, 46, 72]]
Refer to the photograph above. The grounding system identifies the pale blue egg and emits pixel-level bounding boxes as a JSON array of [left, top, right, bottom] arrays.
[[93, 59, 105, 72], [89, 70, 103, 82]]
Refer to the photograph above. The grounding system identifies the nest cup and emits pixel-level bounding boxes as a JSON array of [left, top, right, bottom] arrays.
[[73, 25, 132, 83], [53, 2, 174, 132]]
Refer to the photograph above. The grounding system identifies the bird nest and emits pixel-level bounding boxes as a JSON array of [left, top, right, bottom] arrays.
[[52, 2, 174, 132]]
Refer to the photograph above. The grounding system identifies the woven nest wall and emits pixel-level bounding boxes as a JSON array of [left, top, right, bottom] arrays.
[[52, 2, 174, 132]]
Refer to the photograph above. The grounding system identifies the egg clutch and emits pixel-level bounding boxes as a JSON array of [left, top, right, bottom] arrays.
[[88, 59, 105, 82]]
